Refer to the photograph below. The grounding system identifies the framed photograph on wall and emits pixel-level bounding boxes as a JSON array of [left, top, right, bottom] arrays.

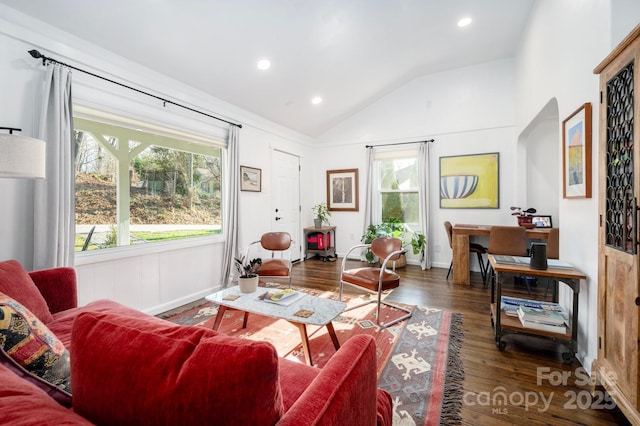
[[562, 102, 592, 199], [326, 168, 359, 211], [240, 166, 261, 192], [439, 152, 499, 208]]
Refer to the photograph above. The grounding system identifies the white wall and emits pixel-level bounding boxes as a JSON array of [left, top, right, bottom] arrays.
[[0, 6, 313, 314], [315, 59, 518, 270], [519, 98, 560, 224], [237, 125, 314, 258]]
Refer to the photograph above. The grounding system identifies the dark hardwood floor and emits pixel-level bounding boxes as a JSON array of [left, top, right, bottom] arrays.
[[289, 257, 630, 426]]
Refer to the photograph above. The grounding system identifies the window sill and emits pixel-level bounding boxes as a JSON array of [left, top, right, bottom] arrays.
[[75, 234, 225, 265]]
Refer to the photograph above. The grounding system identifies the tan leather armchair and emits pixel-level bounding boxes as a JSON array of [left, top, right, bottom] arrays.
[[340, 237, 412, 328], [245, 232, 293, 287]]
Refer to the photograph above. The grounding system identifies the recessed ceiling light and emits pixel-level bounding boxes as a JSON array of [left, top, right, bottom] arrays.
[[311, 96, 323, 105], [257, 59, 271, 70], [457, 17, 472, 27]]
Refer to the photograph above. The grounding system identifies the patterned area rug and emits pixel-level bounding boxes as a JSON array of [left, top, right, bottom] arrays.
[[160, 285, 464, 425]]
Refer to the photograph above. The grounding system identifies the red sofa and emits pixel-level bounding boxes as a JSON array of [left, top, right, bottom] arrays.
[[0, 260, 393, 425]]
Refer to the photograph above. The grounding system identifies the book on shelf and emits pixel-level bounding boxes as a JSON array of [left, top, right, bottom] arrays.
[[259, 289, 305, 306], [517, 305, 566, 326], [517, 309, 567, 334], [500, 296, 569, 321]]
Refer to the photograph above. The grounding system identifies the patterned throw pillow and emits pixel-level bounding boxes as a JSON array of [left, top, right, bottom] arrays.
[[0, 292, 71, 393]]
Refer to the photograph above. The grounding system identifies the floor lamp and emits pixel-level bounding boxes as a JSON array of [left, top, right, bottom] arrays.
[[0, 127, 46, 179]]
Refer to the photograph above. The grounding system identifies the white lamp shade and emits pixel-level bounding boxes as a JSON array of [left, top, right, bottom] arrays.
[[0, 134, 46, 179]]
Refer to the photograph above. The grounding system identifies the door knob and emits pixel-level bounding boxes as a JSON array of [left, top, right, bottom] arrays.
[[275, 216, 282, 221]]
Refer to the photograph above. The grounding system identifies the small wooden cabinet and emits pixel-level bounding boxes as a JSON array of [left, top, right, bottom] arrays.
[[593, 23, 640, 424]]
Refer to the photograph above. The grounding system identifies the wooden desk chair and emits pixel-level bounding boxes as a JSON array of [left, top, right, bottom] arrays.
[[245, 232, 293, 288], [340, 237, 413, 328], [444, 221, 488, 283], [485, 226, 527, 289]]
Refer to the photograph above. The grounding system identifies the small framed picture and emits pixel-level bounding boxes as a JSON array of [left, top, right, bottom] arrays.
[[562, 103, 592, 199], [326, 168, 359, 211], [240, 166, 261, 192], [531, 215, 553, 228]]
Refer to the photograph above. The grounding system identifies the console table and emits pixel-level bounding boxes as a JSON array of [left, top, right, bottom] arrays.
[[452, 224, 552, 285], [488, 255, 586, 363]]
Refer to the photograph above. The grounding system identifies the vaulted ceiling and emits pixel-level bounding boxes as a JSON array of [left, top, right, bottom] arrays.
[[1, 0, 535, 137]]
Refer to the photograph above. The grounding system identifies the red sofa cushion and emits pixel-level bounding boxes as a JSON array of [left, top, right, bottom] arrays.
[[71, 311, 284, 426], [0, 260, 53, 323], [48, 298, 165, 348], [0, 363, 90, 425], [277, 334, 392, 426]]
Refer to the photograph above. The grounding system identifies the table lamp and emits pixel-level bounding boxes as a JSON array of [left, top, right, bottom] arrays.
[[0, 127, 46, 179]]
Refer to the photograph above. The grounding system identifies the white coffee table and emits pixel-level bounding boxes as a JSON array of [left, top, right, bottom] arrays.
[[206, 286, 347, 365]]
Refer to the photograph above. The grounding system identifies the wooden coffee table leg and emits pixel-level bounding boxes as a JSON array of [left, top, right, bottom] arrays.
[[242, 312, 249, 328], [326, 322, 340, 350], [212, 305, 227, 331], [294, 323, 313, 366]]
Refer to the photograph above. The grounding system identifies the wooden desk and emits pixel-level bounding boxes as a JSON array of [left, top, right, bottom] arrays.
[[451, 224, 552, 285], [487, 255, 586, 362]]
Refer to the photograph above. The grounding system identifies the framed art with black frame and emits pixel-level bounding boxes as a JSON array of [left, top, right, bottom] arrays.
[[531, 215, 553, 228]]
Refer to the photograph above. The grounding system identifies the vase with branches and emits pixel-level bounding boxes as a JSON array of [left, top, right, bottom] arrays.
[[510, 206, 537, 227]]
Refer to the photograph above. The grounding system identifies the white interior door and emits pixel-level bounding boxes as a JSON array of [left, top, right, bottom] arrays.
[[271, 150, 301, 261]]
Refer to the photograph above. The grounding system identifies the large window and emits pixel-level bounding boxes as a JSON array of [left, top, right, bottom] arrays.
[[374, 149, 419, 226], [74, 116, 223, 252]]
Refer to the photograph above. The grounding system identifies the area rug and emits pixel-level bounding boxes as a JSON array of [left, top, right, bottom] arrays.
[[160, 285, 464, 425]]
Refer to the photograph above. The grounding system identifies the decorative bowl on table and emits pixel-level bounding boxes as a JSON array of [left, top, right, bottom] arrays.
[[440, 175, 479, 199], [517, 216, 535, 228]]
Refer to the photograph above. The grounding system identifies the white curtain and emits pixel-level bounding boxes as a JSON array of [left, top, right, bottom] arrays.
[[362, 146, 375, 234], [418, 142, 431, 270], [221, 125, 240, 286], [33, 65, 74, 269]]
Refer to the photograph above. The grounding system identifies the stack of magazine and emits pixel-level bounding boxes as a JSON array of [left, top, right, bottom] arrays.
[[259, 289, 305, 306], [501, 296, 568, 333], [517, 305, 566, 333]]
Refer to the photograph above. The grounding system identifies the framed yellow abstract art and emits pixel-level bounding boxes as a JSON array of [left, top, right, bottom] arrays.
[[562, 103, 592, 199], [439, 152, 499, 208]]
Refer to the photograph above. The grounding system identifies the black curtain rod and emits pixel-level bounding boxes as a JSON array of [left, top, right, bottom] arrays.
[[28, 49, 242, 129], [365, 139, 434, 148]]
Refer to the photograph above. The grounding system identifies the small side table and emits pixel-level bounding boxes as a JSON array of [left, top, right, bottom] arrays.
[[488, 255, 586, 363], [303, 226, 337, 261]]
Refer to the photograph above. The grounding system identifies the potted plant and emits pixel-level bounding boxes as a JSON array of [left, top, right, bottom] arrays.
[[510, 206, 537, 227], [312, 202, 331, 228], [361, 218, 426, 265], [234, 257, 262, 293]]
